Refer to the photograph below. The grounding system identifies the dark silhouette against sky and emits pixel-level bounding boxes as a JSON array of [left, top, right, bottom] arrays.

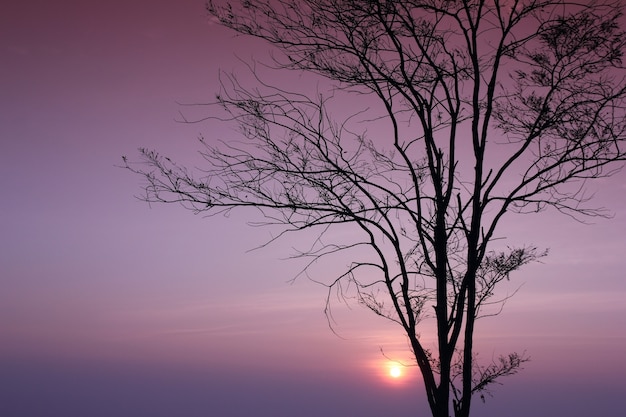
[[1, 1, 625, 416]]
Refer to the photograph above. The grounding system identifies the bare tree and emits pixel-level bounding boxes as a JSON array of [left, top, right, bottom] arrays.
[[125, 1, 626, 416]]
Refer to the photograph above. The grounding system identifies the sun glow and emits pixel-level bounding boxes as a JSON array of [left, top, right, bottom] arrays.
[[389, 364, 403, 378]]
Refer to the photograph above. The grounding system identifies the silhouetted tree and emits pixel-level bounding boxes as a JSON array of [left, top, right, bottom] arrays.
[[125, 1, 626, 416]]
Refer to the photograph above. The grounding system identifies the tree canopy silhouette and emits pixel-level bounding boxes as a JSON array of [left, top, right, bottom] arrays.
[[125, 1, 626, 416]]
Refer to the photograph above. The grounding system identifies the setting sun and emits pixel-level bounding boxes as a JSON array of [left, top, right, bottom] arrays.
[[389, 365, 402, 378]]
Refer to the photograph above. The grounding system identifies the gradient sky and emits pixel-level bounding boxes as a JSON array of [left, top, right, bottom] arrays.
[[1, 1, 625, 416]]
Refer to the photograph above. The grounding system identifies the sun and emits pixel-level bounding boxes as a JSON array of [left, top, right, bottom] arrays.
[[389, 365, 402, 378], [376, 359, 407, 382]]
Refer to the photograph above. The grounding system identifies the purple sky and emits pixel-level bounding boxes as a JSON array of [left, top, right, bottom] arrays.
[[1, 1, 625, 416]]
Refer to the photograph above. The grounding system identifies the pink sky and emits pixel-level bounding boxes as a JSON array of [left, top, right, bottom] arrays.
[[1, 1, 625, 416]]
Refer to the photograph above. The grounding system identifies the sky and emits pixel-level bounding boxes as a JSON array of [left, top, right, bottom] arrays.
[[1, 1, 625, 416]]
